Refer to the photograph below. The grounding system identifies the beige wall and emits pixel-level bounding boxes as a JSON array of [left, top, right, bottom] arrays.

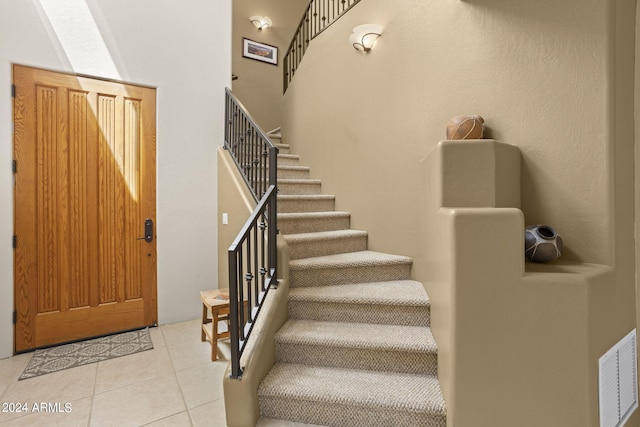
[[282, 0, 614, 268], [217, 147, 257, 290], [280, 0, 638, 425], [232, 0, 308, 131]]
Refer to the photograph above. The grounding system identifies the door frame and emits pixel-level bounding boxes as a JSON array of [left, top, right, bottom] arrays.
[[12, 64, 158, 353]]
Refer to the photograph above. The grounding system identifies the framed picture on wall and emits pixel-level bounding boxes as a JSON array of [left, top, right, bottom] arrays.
[[242, 38, 278, 65]]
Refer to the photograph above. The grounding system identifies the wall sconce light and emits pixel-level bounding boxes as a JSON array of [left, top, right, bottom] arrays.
[[249, 16, 272, 30], [349, 24, 383, 52]]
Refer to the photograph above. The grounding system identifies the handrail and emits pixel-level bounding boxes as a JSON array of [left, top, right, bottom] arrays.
[[224, 88, 278, 202], [224, 88, 279, 378], [283, 0, 362, 93]]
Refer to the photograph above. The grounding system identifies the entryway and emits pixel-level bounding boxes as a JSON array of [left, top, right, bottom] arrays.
[[13, 65, 157, 352]]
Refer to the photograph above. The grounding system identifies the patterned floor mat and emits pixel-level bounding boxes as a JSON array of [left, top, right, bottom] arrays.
[[19, 328, 153, 380]]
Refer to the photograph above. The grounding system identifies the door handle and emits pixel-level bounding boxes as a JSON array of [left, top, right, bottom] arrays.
[[137, 219, 154, 243]]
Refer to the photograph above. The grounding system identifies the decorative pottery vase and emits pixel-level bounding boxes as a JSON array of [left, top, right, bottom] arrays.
[[524, 225, 563, 263], [446, 115, 484, 140]]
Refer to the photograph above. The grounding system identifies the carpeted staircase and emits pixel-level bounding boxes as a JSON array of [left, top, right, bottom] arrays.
[[257, 140, 447, 427]]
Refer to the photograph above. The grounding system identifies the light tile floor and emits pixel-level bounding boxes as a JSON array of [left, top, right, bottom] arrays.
[[0, 319, 231, 427]]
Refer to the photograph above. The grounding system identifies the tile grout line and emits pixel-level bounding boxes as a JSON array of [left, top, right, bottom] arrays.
[[87, 358, 100, 427], [159, 324, 197, 427]]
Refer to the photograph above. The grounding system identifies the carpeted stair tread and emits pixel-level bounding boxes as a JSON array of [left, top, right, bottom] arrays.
[[278, 165, 309, 172], [278, 211, 349, 221], [283, 229, 367, 243], [278, 194, 335, 201], [276, 319, 437, 353], [290, 250, 411, 269], [278, 211, 351, 234], [258, 363, 446, 417], [289, 251, 412, 288], [275, 319, 437, 374], [277, 165, 311, 179], [287, 280, 431, 326], [288, 280, 430, 306], [278, 179, 322, 195], [284, 230, 368, 260], [278, 178, 321, 185], [278, 194, 336, 213]]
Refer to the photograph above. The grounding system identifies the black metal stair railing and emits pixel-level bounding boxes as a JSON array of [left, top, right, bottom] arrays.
[[283, 0, 362, 93], [224, 88, 278, 378]]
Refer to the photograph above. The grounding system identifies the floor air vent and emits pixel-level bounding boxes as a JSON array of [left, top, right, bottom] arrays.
[[599, 329, 638, 427]]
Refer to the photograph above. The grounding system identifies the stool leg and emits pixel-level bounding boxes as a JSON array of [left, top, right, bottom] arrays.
[[201, 303, 207, 342], [212, 311, 219, 361]]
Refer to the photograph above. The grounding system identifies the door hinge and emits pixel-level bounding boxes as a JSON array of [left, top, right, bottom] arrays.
[[11, 84, 15, 98], [12, 235, 17, 249], [12, 160, 16, 174], [13, 311, 16, 324]]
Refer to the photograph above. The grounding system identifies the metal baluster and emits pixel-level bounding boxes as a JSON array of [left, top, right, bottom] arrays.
[[260, 216, 267, 291], [234, 106, 240, 158], [224, 92, 229, 148], [269, 147, 278, 281], [239, 116, 245, 175], [253, 221, 259, 308], [238, 249, 245, 341], [246, 232, 252, 326], [251, 129, 257, 195], [324, 0, 328, 31], [228, 251, 240, 377], [261, 141, 267, 197], [333, 0, 337, 24]]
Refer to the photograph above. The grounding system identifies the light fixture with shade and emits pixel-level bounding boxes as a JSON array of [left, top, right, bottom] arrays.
[[249, 15, 272, 30], [349, 24, 383, 52]]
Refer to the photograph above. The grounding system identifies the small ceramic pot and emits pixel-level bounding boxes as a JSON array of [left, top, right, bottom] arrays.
[[446, 115, 484, 140], [524, 225, 563, 263]]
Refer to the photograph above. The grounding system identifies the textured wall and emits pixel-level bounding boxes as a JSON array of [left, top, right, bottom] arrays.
[[231, 0, 308, 131], [283, 0, 613, 268]]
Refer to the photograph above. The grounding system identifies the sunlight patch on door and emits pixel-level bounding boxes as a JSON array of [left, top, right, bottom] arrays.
[[33, 0, 141, 200]]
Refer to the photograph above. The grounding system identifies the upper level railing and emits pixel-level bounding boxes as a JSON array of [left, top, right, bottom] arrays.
[[283, 0, 362, 92], [224, 88, 278, 378]]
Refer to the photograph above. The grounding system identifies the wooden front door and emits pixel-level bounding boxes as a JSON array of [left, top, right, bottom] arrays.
[[13, 65, 157, 352]]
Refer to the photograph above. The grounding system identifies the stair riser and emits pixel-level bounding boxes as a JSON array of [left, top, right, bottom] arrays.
[[274, 168, 310, 179], [288, 301, 430, 326], [275, 342, 437, 375], [287, 235, 367, 260], [278, 198, 335, 213], [278, 216, 350, 235], [278, 181, 321, 195], [277, 156, 300, 166], [259, 397, 446, 427], [290, 263, 412, 288], [275, 144, 290, 154]]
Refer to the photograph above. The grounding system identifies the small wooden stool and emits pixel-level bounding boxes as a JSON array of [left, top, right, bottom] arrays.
[[200, 289, 231, 361]]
